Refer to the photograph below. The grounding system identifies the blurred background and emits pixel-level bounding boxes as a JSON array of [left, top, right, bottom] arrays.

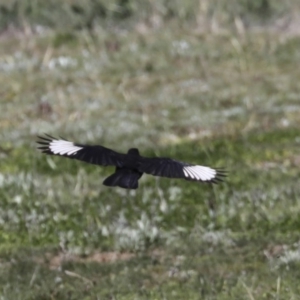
[[1, 0, 300, 298]]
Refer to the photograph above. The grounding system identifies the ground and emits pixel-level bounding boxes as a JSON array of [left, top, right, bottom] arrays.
[[1, 0, 300, 299]]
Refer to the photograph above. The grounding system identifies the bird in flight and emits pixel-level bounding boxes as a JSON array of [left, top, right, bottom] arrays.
[[37, 134, 226, 189]]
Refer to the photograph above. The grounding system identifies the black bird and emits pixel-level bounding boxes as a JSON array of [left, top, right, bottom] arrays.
[[37, 135, 226, 189]]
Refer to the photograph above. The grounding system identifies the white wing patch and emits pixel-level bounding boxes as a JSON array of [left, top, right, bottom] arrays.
[[183, 165, 217, 181], [49, 140, 83, 156]]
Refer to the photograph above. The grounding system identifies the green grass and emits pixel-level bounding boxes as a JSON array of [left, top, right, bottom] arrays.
[[1, 1, 300, 298]]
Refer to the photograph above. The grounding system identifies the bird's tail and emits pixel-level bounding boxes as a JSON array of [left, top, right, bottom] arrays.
[[103, 169, 142, 189]]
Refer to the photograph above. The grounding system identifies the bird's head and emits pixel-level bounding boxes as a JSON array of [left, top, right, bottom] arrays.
[[127, 148, 140, 156]]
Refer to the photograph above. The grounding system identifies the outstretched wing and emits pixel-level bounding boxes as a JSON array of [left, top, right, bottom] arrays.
[[138, 157, 226, 184], [37, 134, 126, 167]]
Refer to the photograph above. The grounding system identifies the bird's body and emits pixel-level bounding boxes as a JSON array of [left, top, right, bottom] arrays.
[[37, 135, 226, 189], [103, 148, 143, 189]]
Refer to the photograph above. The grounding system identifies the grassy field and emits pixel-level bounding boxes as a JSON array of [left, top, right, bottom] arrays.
[[1, 0, 300, 298]]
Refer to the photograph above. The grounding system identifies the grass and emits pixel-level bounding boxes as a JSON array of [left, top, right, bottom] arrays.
[[1, 0, 300, 298]]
